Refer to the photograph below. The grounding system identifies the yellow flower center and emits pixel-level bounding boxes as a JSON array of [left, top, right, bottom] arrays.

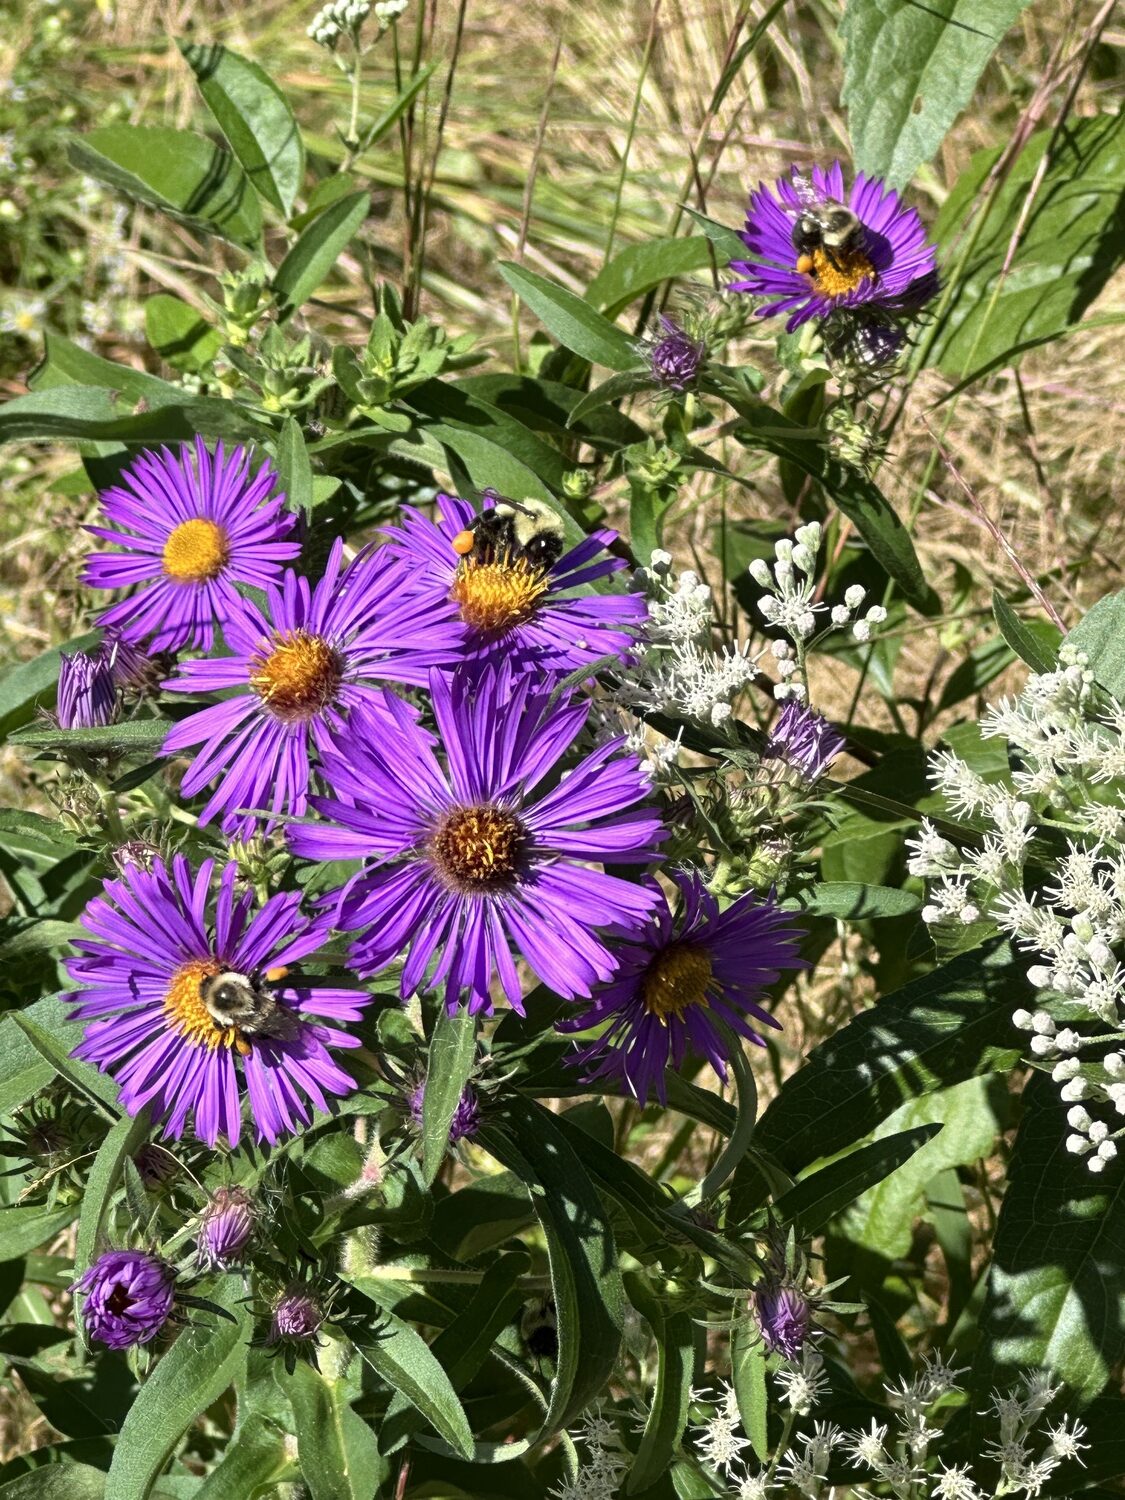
[[450, 553, 551, 636], [162, 518, 230, 582], [249, 631, 343, 722], [799, 244, 877, 298], [164, 957, 252, 1055], [430, 804, 526, 888], [641, 944, 713, 1025]]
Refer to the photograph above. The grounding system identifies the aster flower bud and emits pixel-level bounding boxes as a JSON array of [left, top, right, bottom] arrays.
[[269, 1286, 324, 1347], [755, 1280, 811, 1358], [646, 315, 707, 391], [408, 1079, 481, 1147], [55, 649, 118, 730], [74, 1249, 176, 1349], [196, 1186, 256, 1271]]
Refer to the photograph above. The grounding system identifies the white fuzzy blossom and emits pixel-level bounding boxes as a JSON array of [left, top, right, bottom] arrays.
[[691, 1380, 751, 1474], [916, 646, 1125, 1171], [308, 0, 406, 46], [550, 1406, 630, 1500], [773, 1344, 828, 1416]]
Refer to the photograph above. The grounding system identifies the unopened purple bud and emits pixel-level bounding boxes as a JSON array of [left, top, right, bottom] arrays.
[[270, 1287, 323, 1344], [409, 1080, 481, 1146], [197, 1186, 255, 1270], [133, 1143, 179, 1190], [648, 316, 706, 391], [103, 633, 163, 694], [763, 699, 844, 783], [56, 649, 117, 730], [75, 1249, 175, 1349], [755, 1282, 811, 1358]]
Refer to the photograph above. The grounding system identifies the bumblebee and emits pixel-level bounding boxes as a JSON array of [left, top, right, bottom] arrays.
[[452, 493, 566, 573], [199, 966, 300, 1043], [519, 1296, 558, 1366], [790, 200, 868, 279]]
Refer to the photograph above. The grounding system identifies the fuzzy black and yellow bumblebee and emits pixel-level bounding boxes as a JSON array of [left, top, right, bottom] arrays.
[[451, 493, 566, 573], [199, 965, 301, 1043], [790, 200, 870, 280]]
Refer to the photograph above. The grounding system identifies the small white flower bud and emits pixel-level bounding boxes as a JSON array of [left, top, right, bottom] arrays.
[[852, 620, 872, 643], [770, 639, 793, 661], [1105, 1052, 1125, 1077], [1067, 1106, 1092, 1131], [843, 584, 865, 609], [1098, 1139, 1117, 1160], [1030, 1034, 1058, 1056], [748, 559, 773, 589], [1012, 1008, 1035, 1030], [831, 605, 850, 626], [1055, 1028, 1081, 1053], [1089, 1119, 1109, 1143], [1061, 1078, 1088, 1101], [1052, 1057, 1080, 1081], [774, 540, 793, 565], [1025, 967, 1053, 990], [1031, 1012, 1056, 1035], [649, 549, 673, 572], [922, 904, 942, 925], [1088, 1153, 1107, 1172], [1066, 1133, 1089, 1154], [791, 544, 816, 575], [866, 605, 888, 624], [794, 522, 821, 551]]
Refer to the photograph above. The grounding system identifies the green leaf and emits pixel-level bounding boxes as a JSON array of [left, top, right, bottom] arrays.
[[682, 206, 747, 263], [992, 592, 1061, 674], [585, 236, 714, 315], [421, 423, 554, 507], [731, 1320, 769, 1463], [976, 1075, 1125, 1402], [0, 633, 102, 741], [1066, 589, 1125, 701], [31, 332, 182, 402], [625, 1278, 694, 1494], [773, 1125, 942, 1235], [0, 1467, 108, 1499], [70, 126, 262, 248], [798, 882, 921, 920], [194, 1415, 291, 1500], [0, 1019, 54, 1115], [273, 191, 370, 321], [479, 1097, 625, 1436], [11, 719, 172, 754], [404, 381, 569, 494], [498, 263, 641, 372], [178, 42, 304, 217], [75, 1110, 152, 1284], [284, 1359, 386, 1500], [752, 941, 1024, 1177], [350, 1312, 474, 1459], [106, 1279, 250, 1500], [0, 1205, 80, 1262], [930, 111, 1125, 379], [274, 416, 314, 514], [10, 999, 122, 1115], [355, 64, 436, 154], [421, 1008, 476, 1186], [0, 386, 268, 445], [842, 0, 1034, 188], [566, 371, 657, 427], [145, 295, 224, 375]]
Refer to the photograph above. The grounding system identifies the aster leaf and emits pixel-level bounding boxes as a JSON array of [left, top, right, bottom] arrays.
[[105, 1278, 251, 1500], [10, 719, 172, 754], [144, 295, 224, 376], [991, 591, 1061, 676], [973, 1073, 1125, 1405], [625, 1275, 695, 1494], [190, 1413, 292, 1498], [69, 125, 262, 249], [420, 1007, 477, 1186], [0, 1204, 79, 1263], [682, 205, 749, 263], [73, 1109, 152, 1296], [566, 371, 657, 427], [731, 1320, 769, 1463], [274, 415, 314, 514], [842, 0, 1034, 188], [10, 1005, 122, 1118], [178, 42, 305, 218], [1064, 589, 1125, 702], [0, 385, 269, 444], [498, 263, 643, 373], [0, 1465, 110, 1498], [30, 331, 185, 404], [585, 236, 715, 316], [798, 882, 922, 920], [350, 1311, 475, 1460], [273, 190, 370, 323], [282, 1358, 387, 1499], [771, 1124, 942, 1235]]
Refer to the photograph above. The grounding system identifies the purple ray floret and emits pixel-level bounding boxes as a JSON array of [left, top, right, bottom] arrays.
[[289, 664, 666, 1015]]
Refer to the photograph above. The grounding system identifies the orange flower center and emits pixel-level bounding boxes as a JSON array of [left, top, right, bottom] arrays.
[[162, 518, 230, 582], [250, 631, 343, 722], [430, 804, 526, 888], [450, 553, 551, 636], [798, 244, 876, 298], [641, 944, 713, 1025], [164, 957, 252, 1055]]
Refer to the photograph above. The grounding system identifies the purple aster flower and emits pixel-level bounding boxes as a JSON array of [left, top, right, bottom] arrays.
[[82, 438, 300, 653], [729, 163, 939, 332], [647, 315, 707, 391], [289, 665, 666, 1015], [269, 1286, 323, 1345], [66, 854, 369, 1148], [75, 1249, 176, 1349], [408, 1079, 481, 1145], [161, 538, 460, 834], [557, 872, 806, 1105], [755, 1280, 811, 1359], [380, 494, 647, 678], [104, 632, 167, 696], [55, 648, 117, 729], [763, 699, 844, 783], [196, 1186, 256, 1270]]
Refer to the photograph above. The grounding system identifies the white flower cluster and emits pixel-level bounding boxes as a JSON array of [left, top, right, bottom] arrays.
[[692, 1380, 751, 1473], [307, 0, 405, 47], [548, 1408, 630, 1500], [748, 523, 887, 701], [909, 648, 1125, 1170], [621, 558, 758, 729], [980, 1372, 1087, 1496]]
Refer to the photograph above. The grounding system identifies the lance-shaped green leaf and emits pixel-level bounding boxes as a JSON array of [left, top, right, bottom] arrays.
[[274, 416, 314, 515], [70, 125, 262, 248], [479, 1097, 625, 1436], [350, 1311, 474, 1459], [194, 1414, 293, 1499], [145, 295, 224, 375], [179, 41, 305, 217], [773, 1125, 943, 1235], [585, 236, 715, 315], [992, 592, 1060, 675], [842, 0, 1034, 188], [0, 386, 268, 445], [273, 191, 370, 321], [975, 1075, 1125, 1403], [11, 719, 172, 755], [797, 882, 921, 921], [75, 1110, 152, 1284], [106, 1279, 250, 1500], [625, 1276, 695, 1494], [731, 1319, 769, 1462], [0, 1466, 109, 1498], [0, 1205, 80, 1262], [421, 1007, 477, 1185], [498, 264, 641, 372], [283, 1358, 387, 1500]]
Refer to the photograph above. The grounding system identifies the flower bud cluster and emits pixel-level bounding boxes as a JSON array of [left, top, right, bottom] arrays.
[[910, 646, 1125, 1170], [549, 1407, 630, 1500]]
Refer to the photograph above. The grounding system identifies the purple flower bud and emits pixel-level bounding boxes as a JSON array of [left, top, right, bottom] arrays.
[[755, 1281, 811, 1359], [133, 1143, 179, 1190], [197, 1186, 255, 1270], [763, 699, 844, 783], [648, 316, 706, 391], [56, 649, 117, 730], [103, 633, 164, 695], [270, 1287, 323, 1345], [408, 1080, 481, 1146], [75, 1249, 175, 1349]]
